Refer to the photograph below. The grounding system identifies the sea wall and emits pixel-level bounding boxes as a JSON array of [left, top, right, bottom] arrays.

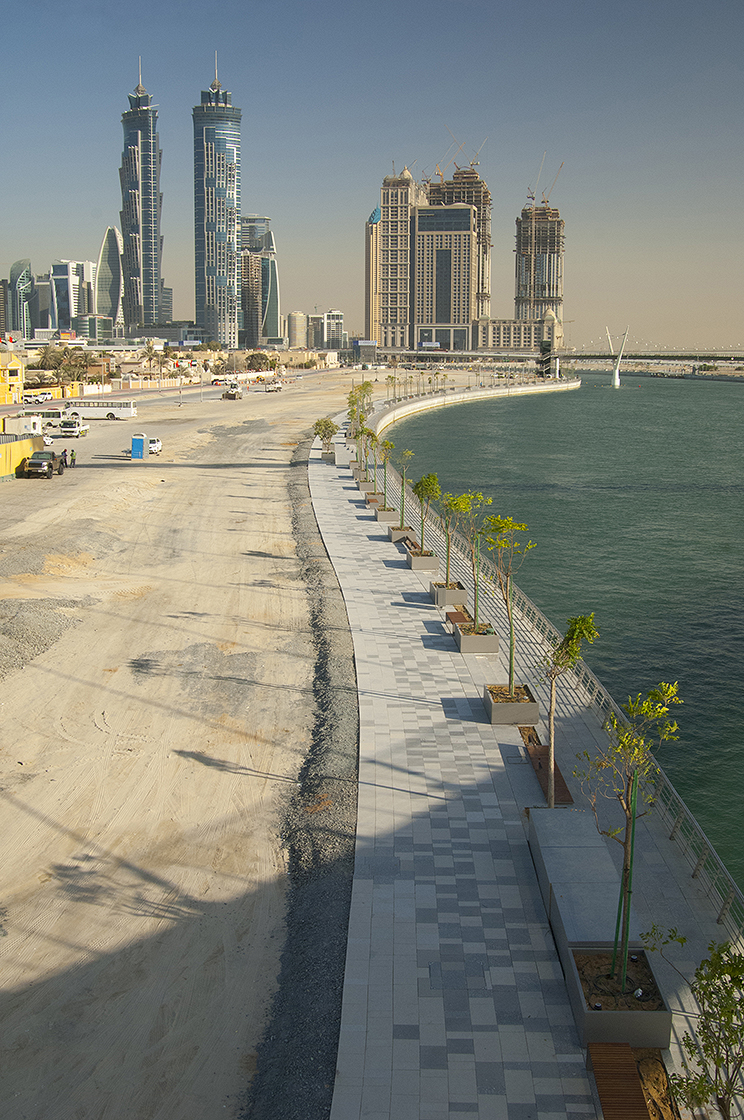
[[367, 377, 581, 436]]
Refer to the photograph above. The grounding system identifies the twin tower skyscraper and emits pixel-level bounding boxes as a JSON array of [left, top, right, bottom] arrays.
[[119, 66, 244, 346]]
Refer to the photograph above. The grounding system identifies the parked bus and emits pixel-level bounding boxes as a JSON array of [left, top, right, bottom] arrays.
[[19, 405, 72, 427], [65, 399, 138, 421]]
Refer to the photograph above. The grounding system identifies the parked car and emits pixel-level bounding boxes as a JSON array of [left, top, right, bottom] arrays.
[[43, 434, 53, 446], [148, 437, 162, 454], [23, 450, 65, 478]]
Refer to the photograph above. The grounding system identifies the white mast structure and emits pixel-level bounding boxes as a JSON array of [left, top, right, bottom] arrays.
[[606, 326, 629, 388]]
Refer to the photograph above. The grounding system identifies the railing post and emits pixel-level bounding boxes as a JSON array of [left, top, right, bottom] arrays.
[[692, 850, 709, 879], [669, 808, 685, 841], [718, 887, 735, 925]]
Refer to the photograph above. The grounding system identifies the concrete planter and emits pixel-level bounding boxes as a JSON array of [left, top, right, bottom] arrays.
[[357, 480, 376, 492], [566, 948, 672, 1048], [430, 581, 466, 607], [376, 507, 399, 523], [406, 549, 438, 572], [365, 492, 384, 504], [482, 684, 539, 725], [388, 525, 414, 542], [454, 625, 499, 654], [320, 450, 336, 463]]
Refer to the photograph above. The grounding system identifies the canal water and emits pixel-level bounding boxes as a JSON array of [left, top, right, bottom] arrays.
[[387, 372, 744, 886]]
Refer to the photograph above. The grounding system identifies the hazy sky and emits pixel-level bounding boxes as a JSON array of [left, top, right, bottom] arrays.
[[1, 0, 742, 348]]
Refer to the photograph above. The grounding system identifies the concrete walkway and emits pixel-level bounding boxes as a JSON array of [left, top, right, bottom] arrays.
[[307, 441, 739, 1120]]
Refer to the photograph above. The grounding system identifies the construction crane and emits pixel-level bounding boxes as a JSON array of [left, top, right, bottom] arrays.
[[542, 162, 564, 206]]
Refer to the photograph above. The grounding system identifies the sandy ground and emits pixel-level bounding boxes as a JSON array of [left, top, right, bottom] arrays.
[[0, 373, 351, 1120]]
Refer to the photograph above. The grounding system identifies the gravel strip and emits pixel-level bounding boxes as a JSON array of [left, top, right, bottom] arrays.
[[240, 442, 359, 1120]]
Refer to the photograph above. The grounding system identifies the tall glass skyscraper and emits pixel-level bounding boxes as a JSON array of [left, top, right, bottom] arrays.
[[119, 71, 163, 328], [193, 74, 241, 348]]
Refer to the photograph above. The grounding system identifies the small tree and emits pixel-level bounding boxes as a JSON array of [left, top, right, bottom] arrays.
[[455, 491, 493, 629], [576, 682, 682, 991], [397, 449, 414, 529], [380, 440, 394, 508], [653, 936, 744, 1120], [313, 417, 339, 451], [439, 491, 468, 588], [537, 614, 599, 808], [485, 516, 536, 697], [412, 473, 441, 552]]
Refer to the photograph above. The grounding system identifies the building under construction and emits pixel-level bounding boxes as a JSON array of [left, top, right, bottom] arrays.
[[427, 167, 491, 320], [514, 205, 564, 322]]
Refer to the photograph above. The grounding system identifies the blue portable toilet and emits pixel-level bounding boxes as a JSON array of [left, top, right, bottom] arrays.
[[131, 432, 148, 460]]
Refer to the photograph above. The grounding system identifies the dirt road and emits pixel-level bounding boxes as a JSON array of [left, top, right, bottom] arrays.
[[0, 375, 351, 1119]]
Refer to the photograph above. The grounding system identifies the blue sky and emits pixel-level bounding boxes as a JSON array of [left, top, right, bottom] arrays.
[[1, 0, 742, 348]]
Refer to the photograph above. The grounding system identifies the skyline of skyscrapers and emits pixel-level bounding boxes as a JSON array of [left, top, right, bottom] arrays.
[[193, 73, 241, 349], [119, 70, 164, 328], [0, 66, 564, 351], [365, 163, 565, 352]]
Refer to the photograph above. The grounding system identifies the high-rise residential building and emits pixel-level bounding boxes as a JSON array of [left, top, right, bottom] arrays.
[[50, 261, 96, 331], [287, 311, 308, 349], [323, 309, 344, 349], [514, 204, 564, 322], [119, 71, 163, 328], [0, 280, 8, 336], [96, 227, 125, 331], [193, 73, 241, 348], [365, 167, 427, 349], [239, 251, 262, 349], [307, 314, 324, 349], [412, 205, 477, 352], [240, 216, 281, 342], [427, 167, 491, 320]]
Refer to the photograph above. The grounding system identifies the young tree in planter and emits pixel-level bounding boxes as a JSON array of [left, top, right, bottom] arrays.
[[397, 449, 415, 529], [642, 934, 744, 1120], [313, 417, 339, 452], [537, 614, 599, 808], [576, 682, 682, 992], [367, 429, 380, 490], [485, 516, 536, 697], [439, 492, 468, 588], [380, 440, 394, 509], [411, 473, 441, 554], [455, 491, 493, 629]]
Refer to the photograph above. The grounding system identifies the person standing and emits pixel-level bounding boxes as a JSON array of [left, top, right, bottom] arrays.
[[70, 449, 76, 468], [61, 448, 68, 467]]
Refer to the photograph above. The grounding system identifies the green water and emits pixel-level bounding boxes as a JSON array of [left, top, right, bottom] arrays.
[[388, 373, 744, 885]]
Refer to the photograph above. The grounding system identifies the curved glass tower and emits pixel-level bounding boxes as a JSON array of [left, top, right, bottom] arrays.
[[8, 260, 34, 338], [96, 227, 125, 331], [119, 71, 163, 328], [193, 75, 241, 348]]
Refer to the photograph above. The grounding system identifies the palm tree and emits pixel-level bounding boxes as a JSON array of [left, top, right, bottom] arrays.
[[140, 341, 157, 378]]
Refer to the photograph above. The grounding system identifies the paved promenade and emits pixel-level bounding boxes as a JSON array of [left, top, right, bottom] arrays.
[[307, 438, 739, 1120]]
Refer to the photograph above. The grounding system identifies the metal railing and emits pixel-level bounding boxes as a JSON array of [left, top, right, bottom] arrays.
[[342, 447, 744, 948]]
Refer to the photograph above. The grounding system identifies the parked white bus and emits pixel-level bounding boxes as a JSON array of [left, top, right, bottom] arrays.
[[19, 405, 72, 427], [65, 400, 138, 421]]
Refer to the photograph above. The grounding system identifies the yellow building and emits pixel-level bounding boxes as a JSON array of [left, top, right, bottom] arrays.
[[0, 352, 26, 405]]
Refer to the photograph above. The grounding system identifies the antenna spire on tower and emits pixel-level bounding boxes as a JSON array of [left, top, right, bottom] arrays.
[[135, 55, 146, 95], [210, 50, 222, 92]]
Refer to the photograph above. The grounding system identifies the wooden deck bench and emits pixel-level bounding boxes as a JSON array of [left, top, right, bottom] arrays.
[[587, 1043, 650, 1119]]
